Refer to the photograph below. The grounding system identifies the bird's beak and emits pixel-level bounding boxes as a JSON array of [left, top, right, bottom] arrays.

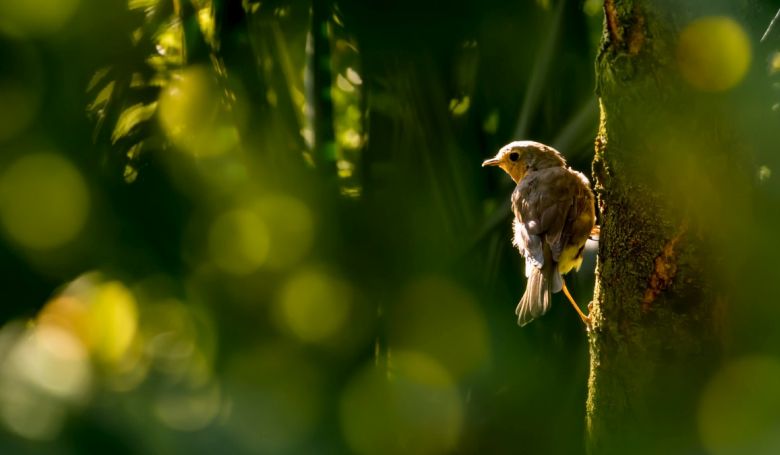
[[482, 157, 500, 167]]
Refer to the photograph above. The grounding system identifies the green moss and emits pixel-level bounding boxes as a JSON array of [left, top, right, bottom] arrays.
[[586, 2, 726, 452]]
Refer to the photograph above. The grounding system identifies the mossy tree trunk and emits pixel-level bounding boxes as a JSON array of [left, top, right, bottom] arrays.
[[587, 1, 754, 453]]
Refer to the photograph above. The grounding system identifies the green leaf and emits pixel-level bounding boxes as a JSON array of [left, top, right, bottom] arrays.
[[111, 102, 158, 144]]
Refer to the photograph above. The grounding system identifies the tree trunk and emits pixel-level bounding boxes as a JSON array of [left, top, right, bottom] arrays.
[[587, 1, 754, 453]]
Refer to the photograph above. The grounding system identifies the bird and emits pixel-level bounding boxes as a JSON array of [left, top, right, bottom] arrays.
[[482, 140, 595, 327]]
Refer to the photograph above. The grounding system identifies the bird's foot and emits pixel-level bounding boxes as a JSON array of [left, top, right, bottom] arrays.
[[581, 314, 592, 332]]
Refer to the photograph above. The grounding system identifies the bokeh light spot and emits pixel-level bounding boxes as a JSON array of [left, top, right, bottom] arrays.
[[770, 52, 780, 75], [19, 326, 91, 401], [159, 66, 238, 157], [154, 382, 222, 432], [253, 194, 314, 269], [142, 298, 213, 382], [87, 281, 139, 364], [0, 152, 90, 250], [208, 209, 270, 275], [584, 0, 601, 16], [0, 0, 80, 36], [699, 356, 780, 455], [38, 295, 90, 345], [0, 321, 91, 441], [0, 388, 65, 441], [340, 351, 463, 455], [104, 339, 148, 392], [388, 277, 490, 379], [758, 165, 771, 183], [677, 17, 750, 92], [225, 343, 323, 453], [276, 268, 352, 344]]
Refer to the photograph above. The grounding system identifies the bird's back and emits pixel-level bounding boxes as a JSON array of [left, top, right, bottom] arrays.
[[512, 166, 595, 274]]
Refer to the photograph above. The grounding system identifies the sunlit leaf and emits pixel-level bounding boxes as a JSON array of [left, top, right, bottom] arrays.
[[128, 0, 158, 11], [87, 81, 116, 115], [449, 96, 470, 116], [86, 67, 112, 92], [111, 102, 158, 144]]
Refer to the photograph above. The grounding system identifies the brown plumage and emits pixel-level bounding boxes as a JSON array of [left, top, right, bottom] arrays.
[[483, 141, 595, 327]]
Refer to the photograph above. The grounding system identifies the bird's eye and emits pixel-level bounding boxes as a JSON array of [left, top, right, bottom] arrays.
[[509, 152, 519, 162]]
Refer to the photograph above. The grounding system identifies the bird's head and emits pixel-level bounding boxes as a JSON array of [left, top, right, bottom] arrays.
[[482, 140, 567, 183]]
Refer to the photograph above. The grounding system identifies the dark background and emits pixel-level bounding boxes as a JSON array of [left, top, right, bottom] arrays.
[[0, 0, 778, 453]]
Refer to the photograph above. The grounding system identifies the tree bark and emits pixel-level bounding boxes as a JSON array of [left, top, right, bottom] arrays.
[[587, 1, 753, 453]]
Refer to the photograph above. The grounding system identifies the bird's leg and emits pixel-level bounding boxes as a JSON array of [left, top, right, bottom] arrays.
[[561, 279, 591, 327]]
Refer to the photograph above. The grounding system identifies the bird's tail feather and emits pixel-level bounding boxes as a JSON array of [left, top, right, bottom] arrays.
[[516, 263, 560, 326]]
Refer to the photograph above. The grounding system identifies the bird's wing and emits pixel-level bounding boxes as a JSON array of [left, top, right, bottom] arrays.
[[511, 192, 544, 270], [512, 167, 580, 264], [562, 170, 596, 258]]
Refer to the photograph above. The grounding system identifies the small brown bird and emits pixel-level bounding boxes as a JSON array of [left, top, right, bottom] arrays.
[[483, 141, 595, 327]]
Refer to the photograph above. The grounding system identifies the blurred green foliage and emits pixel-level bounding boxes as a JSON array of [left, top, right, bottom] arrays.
[[0, 0, 778, 454]]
